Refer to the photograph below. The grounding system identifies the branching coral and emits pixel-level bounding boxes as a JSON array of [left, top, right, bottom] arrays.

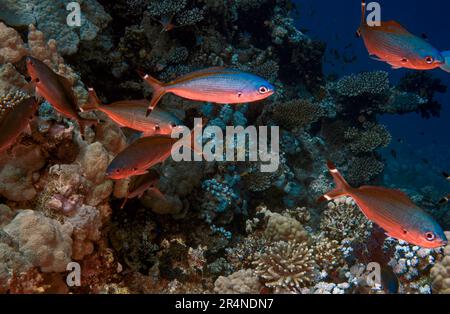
[[347, 156, 385, 186], [334, 71, 390, 98], [252, 240, 315, 291], [264, 99, 325, 131], [320, 196, 372, 244], [147, 0, 204, 28], [344, 122, 391, 154], [386, 238, 443, 294]]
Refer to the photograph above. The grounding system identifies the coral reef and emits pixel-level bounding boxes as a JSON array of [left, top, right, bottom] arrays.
[[0, 0, 111, 55], [0, 0, 445, 296]]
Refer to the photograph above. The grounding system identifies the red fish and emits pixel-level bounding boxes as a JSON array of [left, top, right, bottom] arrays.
[[0, 96, 38, 153], [357, 0, 445, 70], [106, 119, 204, 179], [120, 170, 160, 209], [106, 135, 178, 180], [320, 161, 448, 248], [139, 67, 274, 116], [26, 56, 97, 137], [84, 88, 181, 137]]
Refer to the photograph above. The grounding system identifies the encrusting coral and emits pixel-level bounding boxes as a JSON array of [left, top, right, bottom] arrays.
[[3, 210, 73, 273], [214, 269, 261, 294]]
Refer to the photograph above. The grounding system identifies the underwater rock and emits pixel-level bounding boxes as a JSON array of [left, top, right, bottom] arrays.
[[0, 229, 33, 293], [0, 204, 13, 227], [0, 164, 37, 202], [0, 22, 28, 64], [65, 205, 101, 261], [3, 210, 73, 273], [0, 0, 111, 55]]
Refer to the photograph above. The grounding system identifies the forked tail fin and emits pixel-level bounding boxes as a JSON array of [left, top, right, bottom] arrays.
[[440, 51, 450, 73], [137, 71, 166, 117], [318, 161, 353, 202], [82, 88, 101, 111]]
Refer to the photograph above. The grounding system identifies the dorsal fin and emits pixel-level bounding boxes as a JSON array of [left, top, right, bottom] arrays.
[[168, 67, 238, 85], [371, 20, 411, 35], [359, 186, 417, 207]]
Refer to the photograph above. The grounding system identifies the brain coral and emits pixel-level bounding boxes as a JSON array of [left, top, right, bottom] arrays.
[[344, 122, 392, 154], [3, 210, 73, 273]]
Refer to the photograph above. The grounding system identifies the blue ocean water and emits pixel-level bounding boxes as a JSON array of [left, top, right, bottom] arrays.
[[294, 0, 450, 195]]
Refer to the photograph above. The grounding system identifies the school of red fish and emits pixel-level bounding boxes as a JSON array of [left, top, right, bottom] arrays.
[[0, 1, 448, 249]]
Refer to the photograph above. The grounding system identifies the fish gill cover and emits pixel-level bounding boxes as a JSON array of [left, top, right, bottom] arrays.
[[0, 0, 448, 295]]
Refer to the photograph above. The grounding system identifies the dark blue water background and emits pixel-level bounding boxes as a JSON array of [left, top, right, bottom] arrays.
[[294, 0, 450, 195]]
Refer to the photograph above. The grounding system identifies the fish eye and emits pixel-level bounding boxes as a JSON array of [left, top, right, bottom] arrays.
[[425, 231, 436, 241], [258, 86, 269, 94], [425, 56, 434, 64], [115, 169, 120, 173], [237, 92, 243, 98]]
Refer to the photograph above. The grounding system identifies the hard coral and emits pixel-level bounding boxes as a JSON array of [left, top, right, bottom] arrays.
[[214, 269, 261, 294], [0, 0, 111, 55], [320, 196, 372, 244], [3, 210, 73, 273], [430, 232, 450, 294], [253, 240, 315, 291]]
